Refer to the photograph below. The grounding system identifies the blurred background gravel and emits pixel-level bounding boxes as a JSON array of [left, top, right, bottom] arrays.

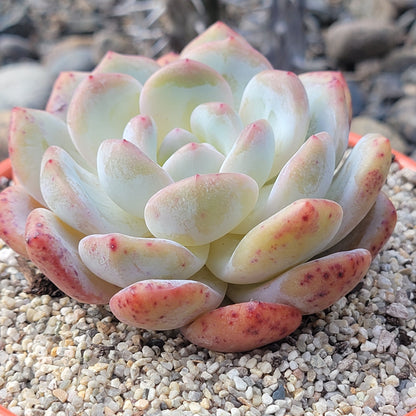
[[0, 0, 416, 162]]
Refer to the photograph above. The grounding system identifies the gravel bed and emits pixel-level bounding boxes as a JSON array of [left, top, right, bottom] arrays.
[[0, 163, 415, 416]]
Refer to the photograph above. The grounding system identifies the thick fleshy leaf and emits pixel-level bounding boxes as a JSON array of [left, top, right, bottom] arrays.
[[40, 146, 149, 236], [93, 51, 160, 84], [67, 72, 142, 166], [45, 71, 89, 120], [144, 173, 259, 246], [156, 52, 179, 66], [227, 249, 372, 315], [0, 186, 43, 257], [109, 271, 227, 330], [25, 208, 120, 304], [321, 191, 397, 259], [182, 35, 272, 107], [299, 71, 351, 164], [190, 102, 243, 154], [163, 142, 225, 181], [207, 198, 343, 284], [181, 301, 302, 352], [139, 59, 234, 146], [265, 132, 336, 216], [79, 233, 209, 287], [157, 128, 200, 165], [325, 133, 392, 247], [97, 139, 172, 217], [8, 107, 85, 204], [220, 119, 275, 187], [181, 21, 248, 55], [122, 115, 158, 162], [239, 70, 310, 178]]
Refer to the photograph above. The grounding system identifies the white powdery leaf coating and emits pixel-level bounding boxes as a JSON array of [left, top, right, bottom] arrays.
[[239, 70, 310, 179], [79, 233, 209, 287], [158, 128, 200, 165], [190, 102, 243, 155], [67, 72, 142, 168], [325, 133, 392, 247], [140, 59, 234, 146], [40, 146, 149, 237], [163, 142, 225, 182], [144, 173, 259, 246], [93, 51, 160, 85], [299, 71, 351, 165], [266, 132, 336, 216], [206, 198, 343, 284], [8, 107, 87, 205], [122, 114, 158, 162], [97, 139, 173, 218], [220, 119, 275, 187], [182, 35, 273, 108]]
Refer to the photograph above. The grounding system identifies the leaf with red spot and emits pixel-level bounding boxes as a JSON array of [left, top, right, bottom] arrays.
[[325, 133, 392, 247], [321, 191, 397, 259], [180, 301, 302, 352], [207, 198, 343, 284], [109, 268, 226, 330], [25, 208, 120, 304], [227, 248, 372, 314], [79, 233, 209, 287], [0, 186, 43, 257]]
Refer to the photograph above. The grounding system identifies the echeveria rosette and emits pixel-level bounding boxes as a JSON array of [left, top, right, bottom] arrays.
[[0, 22, 397, 353]]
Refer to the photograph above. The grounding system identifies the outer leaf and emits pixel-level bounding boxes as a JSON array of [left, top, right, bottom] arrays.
[[299, 71, 351, 164], [325, 133, 392, 247], [144, 173, 259, 246], [163, 142, 225, 182], [25, 208, 120, 304], [220, 119, 275, 187], [122, 115, 158, 162], [67, 72, 142, 167], [239, 70, 310, 178], [93, 51, 160, 84], [321, 191, 397, 259], [227, 249, 372, 314], [40, 146, 149, 236], [45, 71, 89, 120], [181, 301, 302, 352], [0, 186, 42, 257], [139, 59, 234, 146], [207, 199, 343, 284], [190, 102, 243, 154], [79, 233, 209, 287], [182, 35, 272, 107], [97, 139, 172, 217], [109, 272, 226, 330], [8, 107, 85, 204]]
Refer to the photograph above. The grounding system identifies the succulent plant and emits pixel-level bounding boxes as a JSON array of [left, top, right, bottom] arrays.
[[0, 22, 396, 352]]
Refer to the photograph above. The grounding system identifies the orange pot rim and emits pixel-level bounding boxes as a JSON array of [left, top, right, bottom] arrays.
[[0, 133, 415, 180]]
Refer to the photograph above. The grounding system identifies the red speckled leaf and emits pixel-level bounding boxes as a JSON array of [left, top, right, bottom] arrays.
[[181, 301, 302, 352], [109, 270, 226, 330], [25, 208, 120, 304], [227, 248, 372, 315], [321, 191, 397, 259]]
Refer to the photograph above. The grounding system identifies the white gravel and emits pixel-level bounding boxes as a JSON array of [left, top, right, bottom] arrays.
[[0, 163, 415, 416]]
